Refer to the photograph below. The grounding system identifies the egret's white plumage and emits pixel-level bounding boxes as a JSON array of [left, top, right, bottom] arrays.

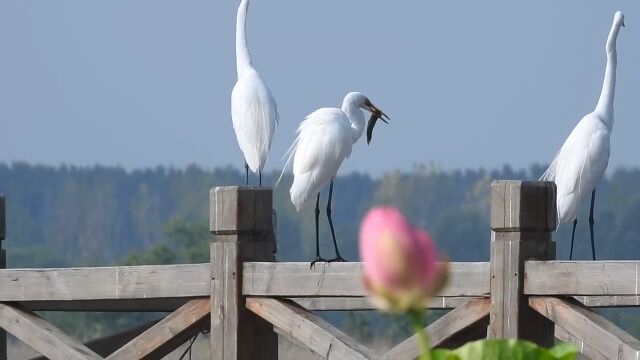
[[281, 92, 389, 263], [540, 11, 624, 258], [540, 113, 611, 224], [231, 0, 278, 179], [286, 93, 371, 211]]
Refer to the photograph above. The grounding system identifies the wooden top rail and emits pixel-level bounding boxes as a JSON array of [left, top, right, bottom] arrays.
[[4, 259, 640, 308], [525, 261, 640, 296], [0, 261, 487, 304], [243, 261, 489, 297], [0, 264, 210, 302]]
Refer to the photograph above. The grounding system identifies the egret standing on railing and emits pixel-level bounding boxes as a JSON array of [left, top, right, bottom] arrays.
[[280, 92, 389, 267], [540, 11, 625, 260], [231, 0, 279, 186]]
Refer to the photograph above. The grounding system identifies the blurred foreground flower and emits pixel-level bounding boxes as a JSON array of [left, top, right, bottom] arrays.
[[359, 207, 447, 312], [358, 207, 576, 360], [359, 207, 448, 360]]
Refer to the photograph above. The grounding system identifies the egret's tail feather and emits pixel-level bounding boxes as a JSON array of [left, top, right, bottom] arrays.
[[290, 172, 315, 212], [275, 137, 299, 188]]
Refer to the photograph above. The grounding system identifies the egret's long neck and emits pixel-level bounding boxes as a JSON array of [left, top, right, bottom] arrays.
[[342, 102, 366, 144], [236, 0, 253, 78], [594, 20, 622, 121]]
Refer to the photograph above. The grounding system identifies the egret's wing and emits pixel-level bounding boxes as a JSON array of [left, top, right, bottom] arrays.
[[541, 116, 610, 222], [231, 69, 279, 172], [542, 125, 589, 192], [291, 108, 351, 176], [282, 108, 353, 210]]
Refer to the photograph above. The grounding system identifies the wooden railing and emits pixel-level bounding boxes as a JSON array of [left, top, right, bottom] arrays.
[[1, 182, 640, 359]]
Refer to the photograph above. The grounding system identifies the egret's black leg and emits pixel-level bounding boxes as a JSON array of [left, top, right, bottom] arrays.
[[569, 219, 577, 260], [327, 180, 345, 262], [589, 189, 596, 261], [259, 170, 262, 187], [310, 193, 326, 268], [244, 163, 249, 186]]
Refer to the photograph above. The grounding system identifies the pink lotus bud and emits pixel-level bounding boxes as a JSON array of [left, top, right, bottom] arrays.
[[359, 207, 445, 312]]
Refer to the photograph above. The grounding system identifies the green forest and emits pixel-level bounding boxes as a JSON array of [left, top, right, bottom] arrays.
[[2, 162, 640, 346]]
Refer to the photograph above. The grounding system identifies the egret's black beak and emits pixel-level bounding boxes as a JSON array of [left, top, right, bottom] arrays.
[[365, 104, 390, 145], [622, 19, 626, 27]]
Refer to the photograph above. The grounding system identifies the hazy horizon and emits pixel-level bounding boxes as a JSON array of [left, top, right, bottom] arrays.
[[1, 1, 639, 176]]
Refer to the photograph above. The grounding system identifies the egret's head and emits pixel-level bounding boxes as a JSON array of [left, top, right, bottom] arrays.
[[342, 92, 390, 144], [615, 11, 625, 28]]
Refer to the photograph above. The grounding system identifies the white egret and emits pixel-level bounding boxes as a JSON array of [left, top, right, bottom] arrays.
[[231, 0, 279, 186], [540, 11, 625, 260], [281, 92, 389, 266]]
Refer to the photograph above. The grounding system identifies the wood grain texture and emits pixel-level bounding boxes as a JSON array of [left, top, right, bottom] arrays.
[[489, 232, 555, 343], [289, 296, 482, 311], [246, 298, 377, 360], [211, 240, 240, 360], [0, 303, 102, 360], [0, 263, 210, 302], [243, 262, 489, 297], [573, 295, 640, 307], [107, 298, 210, 360], [530, 296, 640, 359], [382, 298, 490, 360], [554, 325, 607, 360], [490, 181, 556, 232], [210, 186, 273, 235], [526, 261, 640, 296], [488, 181, 556, 346], [210, 186, 277, 360]]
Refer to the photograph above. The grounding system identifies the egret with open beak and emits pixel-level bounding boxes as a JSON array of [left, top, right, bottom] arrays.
[[279, 92, 391, 267]]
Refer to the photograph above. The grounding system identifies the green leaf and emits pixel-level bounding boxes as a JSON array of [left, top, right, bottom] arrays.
[[547, 342, 579, 360], [431, 339, 577, 360]]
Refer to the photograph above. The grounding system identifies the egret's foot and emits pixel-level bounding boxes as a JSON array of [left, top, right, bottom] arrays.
[[310, 257, 328, 269], [328, 256, 346, 263]]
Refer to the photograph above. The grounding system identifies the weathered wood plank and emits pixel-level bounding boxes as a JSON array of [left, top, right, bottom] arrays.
[[488, 181, 556, 346], [107, 298, 210, 360], [0, 261, 485, 303], [554, 325, 607, 360], [573, 295, 640, 307], [211, 238, 239, 360], [246, 298, 378, 360], [490, 180, 556, 233], [31, 319, 160, 359], [382, 298, 490, 360], [210, 187, 277, 360], [275, 327, 324, 360], [0, 303, 102, 360], [530, 296, 640, 359], [0, 263, 210, 302], [243, 262, 489, 297], [290, 296, 482, 311], [526, 261, 640, 296]]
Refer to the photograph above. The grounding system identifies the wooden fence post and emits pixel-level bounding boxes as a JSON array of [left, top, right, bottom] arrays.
[[210, 187, 277, 360], [0, 195, 6, 360], [488, 181, 556, 346]]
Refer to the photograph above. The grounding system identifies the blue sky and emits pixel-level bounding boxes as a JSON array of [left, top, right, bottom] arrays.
[[0, 1, 638, 175]]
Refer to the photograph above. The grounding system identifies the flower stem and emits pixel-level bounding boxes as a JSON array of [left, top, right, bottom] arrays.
[[409, 309, 431, 360]]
